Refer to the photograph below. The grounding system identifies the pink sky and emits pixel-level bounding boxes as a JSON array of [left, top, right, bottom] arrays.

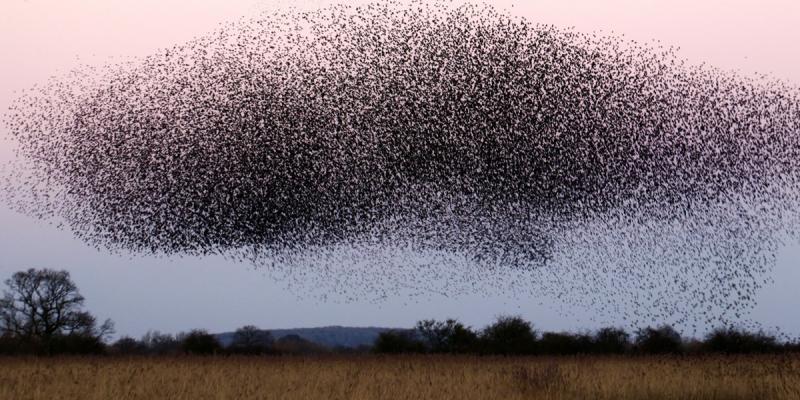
[[2, 0, 799, 85], [2, 0, 798, 156], [0, 1, 798, 336]]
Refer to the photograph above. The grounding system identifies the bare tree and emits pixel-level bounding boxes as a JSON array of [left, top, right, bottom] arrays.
[[0, 269, 114, 350], [141, 330, 180, 355]]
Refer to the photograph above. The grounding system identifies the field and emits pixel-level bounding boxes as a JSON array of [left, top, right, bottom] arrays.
[[1, 355, 799, 400]]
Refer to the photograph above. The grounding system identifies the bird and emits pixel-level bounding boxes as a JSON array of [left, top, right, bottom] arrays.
[[3, 0, 800, 332]]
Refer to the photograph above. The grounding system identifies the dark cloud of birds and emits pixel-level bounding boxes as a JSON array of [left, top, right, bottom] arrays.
[[3, 1, 800, 329]]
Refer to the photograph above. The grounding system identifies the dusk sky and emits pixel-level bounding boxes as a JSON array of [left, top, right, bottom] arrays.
[[1, 0, 799, 339]]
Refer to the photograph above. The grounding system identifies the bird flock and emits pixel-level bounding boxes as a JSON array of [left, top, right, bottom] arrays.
[[3, 1, 800, 329]]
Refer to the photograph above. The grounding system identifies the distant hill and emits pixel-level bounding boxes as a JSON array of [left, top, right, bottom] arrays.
[[216, 326, 400, 349]]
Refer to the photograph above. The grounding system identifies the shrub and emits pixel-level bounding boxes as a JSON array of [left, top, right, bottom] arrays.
[[228, 325, 274, 355], [415, 319, 479, 353], [180, 329, 222, 355], [48, 334, 107, 355], [634, 325, 682, 354], [141, 331, 180, 355], [481, 316, 537, 355], [704, 327, 780, 354], [111, 336, 148, 355], [373, 330, 425, 354], [539, 332, 592, 355], [593, 327, 630, 354]]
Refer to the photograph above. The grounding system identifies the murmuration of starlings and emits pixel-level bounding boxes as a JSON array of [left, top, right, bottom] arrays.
[[4, 1, 800, 330]]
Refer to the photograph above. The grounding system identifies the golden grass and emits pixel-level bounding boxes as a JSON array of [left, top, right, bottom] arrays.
[[1, 355, 798, 400]]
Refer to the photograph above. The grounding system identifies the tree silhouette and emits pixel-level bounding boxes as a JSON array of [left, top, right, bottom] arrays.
[[634, 326, 682, 354], [481, 316, 537, 355], [704, 327, 780, 354], [180, 329, 221, 355], [538, 332, 593, 355], [373, 330, 425, 354], [594, 327, 630, 354], [110, 336, 148, 355], [229, 325, 274, 355], [141, 330, 180, 355], [415, 319, 478, 353], [0, 268, 113, 354]]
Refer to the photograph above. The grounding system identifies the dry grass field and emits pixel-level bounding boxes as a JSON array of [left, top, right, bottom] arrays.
[[1, 355, 798, 400]]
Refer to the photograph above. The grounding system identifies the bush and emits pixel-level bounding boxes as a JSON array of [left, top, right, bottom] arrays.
[[593, 327, 630, 354], [445, 323, 480, 354], [704, 327, 780, 354], [0, 333, 106, 355], [415, 319, 478, 353], [635, 326, 682, 354], [0, 334, 38, 355], [481, 316, 537, 355], [111, 336, 148, 355], [48, 334, 107, 355], [141, 331, 180, 355], [373, 330, 425, 354], [228, 325, 274, 355], [180, 330, 222, 355], [539, 332, 592, 355]]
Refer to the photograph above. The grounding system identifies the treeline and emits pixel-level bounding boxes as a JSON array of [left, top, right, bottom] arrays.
[[106, 326, 344, 356], [373, 316, 800, 356], [0, 325, 339, 356], [4, 317, 800, 357], [3, 269, 800, 357]]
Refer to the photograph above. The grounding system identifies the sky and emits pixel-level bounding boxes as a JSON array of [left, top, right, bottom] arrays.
[[1, 0, 799, 339]]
